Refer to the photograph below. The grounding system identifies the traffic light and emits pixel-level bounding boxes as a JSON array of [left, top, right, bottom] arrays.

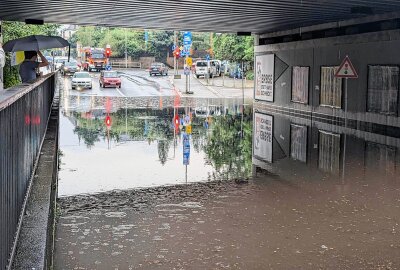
[[105, 115, 112, 127], [105, 47, 112, 58], [173, 47, 180, 58]]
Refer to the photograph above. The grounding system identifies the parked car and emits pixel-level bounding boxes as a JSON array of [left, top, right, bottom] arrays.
[[55, 57, 68, 69], [61, 61, 80, 76], [149, 63, 168, 76], [99, 71, 121, 88], [71, 72, 92, 90]]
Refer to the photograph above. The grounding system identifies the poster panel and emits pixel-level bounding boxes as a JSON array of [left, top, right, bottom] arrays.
[[255, 54, 275, 102], [253, 112, 273, 163]]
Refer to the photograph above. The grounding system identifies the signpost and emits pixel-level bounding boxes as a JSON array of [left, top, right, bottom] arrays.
[[182, 31, 193, 94], [334, 55, 358, 180], [183, 133, 190, 182]]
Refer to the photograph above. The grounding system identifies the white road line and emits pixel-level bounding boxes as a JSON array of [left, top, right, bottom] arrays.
[[116, 87, 126, 97]]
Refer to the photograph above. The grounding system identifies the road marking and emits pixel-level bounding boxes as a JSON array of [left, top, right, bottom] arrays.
[[116, 87, 126, 97]]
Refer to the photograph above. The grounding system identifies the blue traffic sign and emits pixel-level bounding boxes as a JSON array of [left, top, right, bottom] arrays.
[[183, 31, 192, 46], [205, 54, 210, 61], [183, 133, 190, 165], [172, 44, 177, 51], [105, 64, 112, 71]]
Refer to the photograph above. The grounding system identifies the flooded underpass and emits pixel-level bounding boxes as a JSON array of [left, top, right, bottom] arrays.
[[55, 85, 400, 269]]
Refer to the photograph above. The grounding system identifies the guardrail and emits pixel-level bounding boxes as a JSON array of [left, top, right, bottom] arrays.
[[0, 73, 56, 269], [110, 61, 141, 69]]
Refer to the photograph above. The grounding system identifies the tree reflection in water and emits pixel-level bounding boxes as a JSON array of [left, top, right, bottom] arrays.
[[204, 107, 253, 180], [68, 106, 253, 179]]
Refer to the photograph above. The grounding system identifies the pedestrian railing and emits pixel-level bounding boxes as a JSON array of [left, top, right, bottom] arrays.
[[110, 61, 141, 69], [0, 73, 56, 270]]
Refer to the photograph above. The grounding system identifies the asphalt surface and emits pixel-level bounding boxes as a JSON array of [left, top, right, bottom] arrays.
[[62, 70, 176, 98]]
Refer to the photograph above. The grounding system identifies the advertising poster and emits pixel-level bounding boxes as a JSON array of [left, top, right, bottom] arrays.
[[255, 54, 275, 102], [253, 112, 273, 163]]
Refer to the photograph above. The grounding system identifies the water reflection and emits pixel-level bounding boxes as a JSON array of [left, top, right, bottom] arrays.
[[252, 111, 400, 183], [59, 93, 253, 196]]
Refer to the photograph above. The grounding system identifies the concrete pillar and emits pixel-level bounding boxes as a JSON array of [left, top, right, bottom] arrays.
[[253, 34, 260, 46], [0, 20, 4, 91]]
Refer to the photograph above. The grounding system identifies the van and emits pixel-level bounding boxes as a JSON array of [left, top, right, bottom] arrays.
[[194, 60, 210, 78], [194, 60, 221, 78]]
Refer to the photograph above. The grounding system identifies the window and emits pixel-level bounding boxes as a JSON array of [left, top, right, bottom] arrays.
[[292, 66, 309, 103], [290, 124, 307, 162], [318, 131, 341, 174], [320, 66, 342, 108], [367, 65, 399, 115]]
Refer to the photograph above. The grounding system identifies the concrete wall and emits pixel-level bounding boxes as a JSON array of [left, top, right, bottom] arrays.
[[254, 29, 400, 129], [253, 111, 400, 180]]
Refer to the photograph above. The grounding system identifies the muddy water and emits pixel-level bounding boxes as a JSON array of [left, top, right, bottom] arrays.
[[56, 93, 400, 269]]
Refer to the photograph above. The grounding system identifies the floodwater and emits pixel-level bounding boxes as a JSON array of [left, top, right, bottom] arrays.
[[55, 84, 400, 269], [58, 93, 252, 196]]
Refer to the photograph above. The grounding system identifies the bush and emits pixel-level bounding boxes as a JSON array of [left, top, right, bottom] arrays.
[[245, 70, 254, 80]]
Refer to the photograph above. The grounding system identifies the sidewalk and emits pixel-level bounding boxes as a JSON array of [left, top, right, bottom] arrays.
[[171, 72, 254, 99], [196, 75, 254, 99], [171, 73, 220, 98]]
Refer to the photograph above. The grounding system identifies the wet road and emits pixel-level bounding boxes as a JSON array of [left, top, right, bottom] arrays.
[[62, 70, 175, 98], [55, 71, 400, 269]]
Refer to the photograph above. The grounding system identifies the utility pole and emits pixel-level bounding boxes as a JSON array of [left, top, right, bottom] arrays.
[[124, 29, 128, 68], [174, 31, 177, 75]]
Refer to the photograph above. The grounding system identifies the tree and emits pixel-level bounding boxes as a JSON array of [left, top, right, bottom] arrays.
[[213, 33, 254, 62]]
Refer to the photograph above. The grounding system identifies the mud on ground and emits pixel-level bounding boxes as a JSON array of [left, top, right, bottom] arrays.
[[55, 177, 400, 270]]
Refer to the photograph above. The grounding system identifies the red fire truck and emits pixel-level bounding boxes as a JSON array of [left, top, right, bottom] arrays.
[[81, 47, 106, 72]]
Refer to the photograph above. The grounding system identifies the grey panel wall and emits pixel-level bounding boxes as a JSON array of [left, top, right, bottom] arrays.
[[255, 29, 400, 129]]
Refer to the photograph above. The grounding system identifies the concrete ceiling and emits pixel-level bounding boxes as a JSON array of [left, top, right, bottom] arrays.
[[1, 0, 400, 33]]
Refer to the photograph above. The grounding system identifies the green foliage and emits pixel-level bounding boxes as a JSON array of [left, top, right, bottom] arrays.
[[72, 28, 253, 63], [204, 110, 253, 179], [2, 21, 59, 88], [246, 70, 254, 80], [214, 34, 254, 63]]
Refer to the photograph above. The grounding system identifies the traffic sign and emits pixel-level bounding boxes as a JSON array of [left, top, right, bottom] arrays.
[[105, 64, 112, 71], [186, 57, 193, 67], [184, 66, 190, 75], [183, 133, 190, 165], [205, 54, 210, 61], [172, 44, 176, 51], [335, 55, 358, 79], [183, 31, 192, 46], [185, 125, 192, 134]]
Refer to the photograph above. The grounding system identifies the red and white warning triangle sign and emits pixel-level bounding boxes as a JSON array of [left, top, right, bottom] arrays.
[[335, 55, 358, 78]]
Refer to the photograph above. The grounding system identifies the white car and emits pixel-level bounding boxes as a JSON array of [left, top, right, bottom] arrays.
[[71, 72, 92, 90], [55, 57, 68, 69]]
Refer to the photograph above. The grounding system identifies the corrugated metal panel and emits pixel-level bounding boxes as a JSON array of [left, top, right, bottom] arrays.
[[0, 76, 55, 270], [1, 0, 400, 33]]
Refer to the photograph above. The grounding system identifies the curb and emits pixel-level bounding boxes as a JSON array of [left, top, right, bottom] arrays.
[[169, 75, 183, 98], [193, 76, 223, 98]]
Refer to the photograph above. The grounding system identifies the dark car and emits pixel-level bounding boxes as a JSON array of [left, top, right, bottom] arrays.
[[61, 61, 80, 76], [149, 63, 168, 76], [99, 71, 122, 88]]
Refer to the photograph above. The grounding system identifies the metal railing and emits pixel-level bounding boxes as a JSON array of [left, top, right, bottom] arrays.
[[0, 73, 56, 269], [109, 61, 141, 69]]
